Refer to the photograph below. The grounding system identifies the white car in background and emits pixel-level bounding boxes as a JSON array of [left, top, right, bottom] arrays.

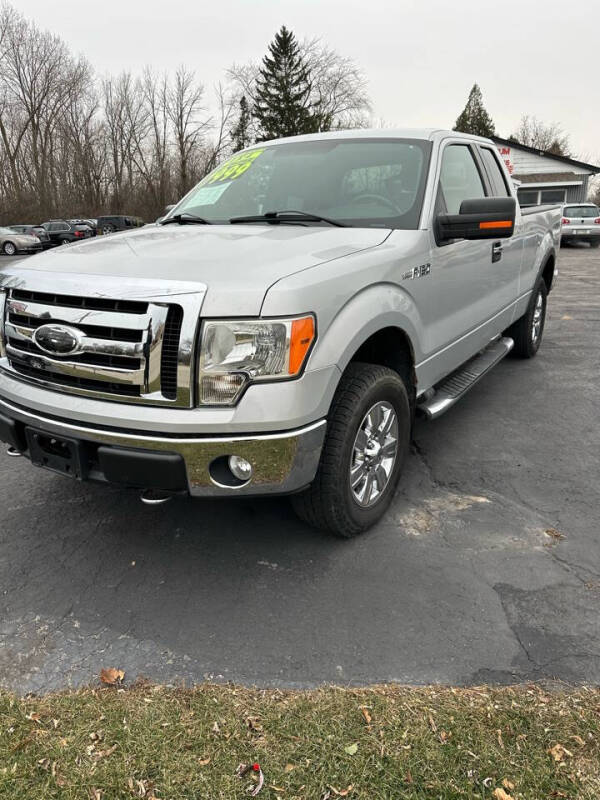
[[561, 203, 600, 248]]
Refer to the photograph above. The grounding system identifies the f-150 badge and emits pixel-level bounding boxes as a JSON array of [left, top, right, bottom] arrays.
[[402, 263, 431, 280]]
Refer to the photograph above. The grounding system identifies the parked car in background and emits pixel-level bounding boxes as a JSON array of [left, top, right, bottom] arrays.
[[8, 225, 52, 249], [40, 220, 94, 246], [68, 219, 97, 236], [96, 215, 144, 235], [561, 203, 600, 248], [0, 226, 43, 255]]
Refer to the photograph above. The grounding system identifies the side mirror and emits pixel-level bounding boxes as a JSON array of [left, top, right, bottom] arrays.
[[437, 197, 516, 242]]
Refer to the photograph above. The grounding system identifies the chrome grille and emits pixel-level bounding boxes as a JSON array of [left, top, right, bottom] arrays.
[[1, 287, 189, 406]]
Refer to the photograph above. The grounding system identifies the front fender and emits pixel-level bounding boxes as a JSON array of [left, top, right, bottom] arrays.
[[308, 283, 422, 373]]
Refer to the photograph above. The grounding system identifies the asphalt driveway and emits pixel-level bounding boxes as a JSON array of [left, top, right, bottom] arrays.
[[0, 247, 599, 693]]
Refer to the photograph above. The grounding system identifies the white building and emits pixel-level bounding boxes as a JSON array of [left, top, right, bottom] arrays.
[[492, 135, 600, 206]]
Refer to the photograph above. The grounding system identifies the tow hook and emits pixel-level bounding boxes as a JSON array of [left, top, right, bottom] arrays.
[[6, 446, 22, 458], [140, 488, 173, 506]]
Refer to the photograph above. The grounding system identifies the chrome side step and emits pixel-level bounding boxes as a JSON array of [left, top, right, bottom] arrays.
[[418, 336, 514, 420]]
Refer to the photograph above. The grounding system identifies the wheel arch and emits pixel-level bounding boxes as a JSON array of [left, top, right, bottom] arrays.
[[540, 252, 556, 293], [348, 326, 416, 396]]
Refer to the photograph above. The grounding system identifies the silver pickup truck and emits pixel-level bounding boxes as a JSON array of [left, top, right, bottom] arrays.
[[0, 129, 561, 536]]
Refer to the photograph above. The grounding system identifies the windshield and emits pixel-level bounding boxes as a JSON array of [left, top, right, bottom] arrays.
[[563, 205, 599, 218], [169, 138, 432, 229]]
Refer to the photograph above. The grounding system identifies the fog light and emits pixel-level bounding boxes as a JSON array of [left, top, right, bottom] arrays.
[[228, 455, 253, 482]]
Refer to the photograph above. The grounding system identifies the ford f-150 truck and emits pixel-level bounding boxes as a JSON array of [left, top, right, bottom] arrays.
[[0, 129, 561, 536]]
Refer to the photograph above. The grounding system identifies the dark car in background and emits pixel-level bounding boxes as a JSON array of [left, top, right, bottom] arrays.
[[68, 218, 98, 236], [96, 215, 144, 235], [41, 220, 94, 246], [9, 224, 52, 249]]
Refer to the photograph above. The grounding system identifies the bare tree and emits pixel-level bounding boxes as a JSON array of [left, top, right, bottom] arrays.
[[201, 83, 237, 175], [167, 66, 208, 197], [510, 115, 571, 157], [302, 38, 371, 130]]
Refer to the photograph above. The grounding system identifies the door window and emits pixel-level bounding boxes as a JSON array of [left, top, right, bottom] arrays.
[[438, 145, 486, 215]]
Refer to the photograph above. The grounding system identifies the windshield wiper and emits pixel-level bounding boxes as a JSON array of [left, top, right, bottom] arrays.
[[229, 210, 348, 227], [160, 213, 211, 225]]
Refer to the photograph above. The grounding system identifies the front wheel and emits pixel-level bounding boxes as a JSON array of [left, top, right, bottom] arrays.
[[291, 363, 411, 537], [507, 277, 547, 358], [2, 241, 17, 256]]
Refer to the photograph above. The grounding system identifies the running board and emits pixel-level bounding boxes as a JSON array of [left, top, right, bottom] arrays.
[[418, 336, 514, 420]]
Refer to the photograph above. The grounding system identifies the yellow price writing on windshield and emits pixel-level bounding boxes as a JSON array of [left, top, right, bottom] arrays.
[[204, 149, 265, 185]]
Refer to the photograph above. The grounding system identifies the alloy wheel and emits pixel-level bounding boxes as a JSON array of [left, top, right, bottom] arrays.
[[350, 401, 399, 508], [531, 290, 544, 343]]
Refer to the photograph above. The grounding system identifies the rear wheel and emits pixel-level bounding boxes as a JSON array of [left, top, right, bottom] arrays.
[[2, 241, 17, 256], [589, 240, 600, 249], [291, 363, 411, 537], [507, 277, 547, 358], [102, 224, 116, 235]]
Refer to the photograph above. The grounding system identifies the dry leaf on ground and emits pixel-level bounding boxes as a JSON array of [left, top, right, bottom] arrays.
[[493, 789, 514, 800], [548, 743, 573, 762], [329, 786, 354, 797], [100, 668, 125, 686]]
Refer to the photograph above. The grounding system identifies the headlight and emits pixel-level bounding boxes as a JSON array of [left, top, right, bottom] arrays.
[[197, 316, 315, 405]]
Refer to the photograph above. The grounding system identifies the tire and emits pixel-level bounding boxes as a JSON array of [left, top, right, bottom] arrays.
[[102, 224, 116, 235], [2, 241, 17, 256], [60, 237, 71, 245], [589, 241, 600, 249], [291, 363, 411, 537], [507, 277, 547, 359]]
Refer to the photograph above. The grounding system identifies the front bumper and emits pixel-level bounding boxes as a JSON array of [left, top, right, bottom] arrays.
[[0, 396, 326, 497], [18, 243, 43, 253]]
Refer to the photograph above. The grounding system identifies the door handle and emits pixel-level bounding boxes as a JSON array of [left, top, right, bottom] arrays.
[[492, 241, 503, 263]]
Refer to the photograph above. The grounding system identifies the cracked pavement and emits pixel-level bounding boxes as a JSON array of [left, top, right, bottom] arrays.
[[0, 247, 599, 693]]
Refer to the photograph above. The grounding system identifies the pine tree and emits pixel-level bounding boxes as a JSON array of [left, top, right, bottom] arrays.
[[453, 84, 495, 138], [231, 95, 252, 152], [253, 26, 317, 141]]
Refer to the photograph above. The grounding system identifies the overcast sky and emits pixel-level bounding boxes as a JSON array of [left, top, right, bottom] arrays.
[[15, 0, 600, 163]]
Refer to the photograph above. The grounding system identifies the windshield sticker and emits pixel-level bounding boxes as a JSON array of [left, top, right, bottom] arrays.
[[187, 182, 231, 206], [203, 149, 265, 186]]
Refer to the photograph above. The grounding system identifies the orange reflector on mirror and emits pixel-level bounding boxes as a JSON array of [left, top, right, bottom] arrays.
[[480, 220, 513, 229], [289, 317, 315, 375]]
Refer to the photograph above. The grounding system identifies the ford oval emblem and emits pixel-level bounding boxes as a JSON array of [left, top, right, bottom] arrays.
[[32, 324, 85, 357]]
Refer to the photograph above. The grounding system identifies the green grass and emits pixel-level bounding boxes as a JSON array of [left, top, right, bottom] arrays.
[[1, 683, 599, 799]]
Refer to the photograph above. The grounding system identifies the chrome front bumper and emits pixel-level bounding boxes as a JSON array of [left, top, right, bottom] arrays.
[[0, 396, 326, 497]]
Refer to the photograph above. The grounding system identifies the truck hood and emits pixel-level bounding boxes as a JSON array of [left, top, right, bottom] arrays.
[[14, 224, 390, 315]]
